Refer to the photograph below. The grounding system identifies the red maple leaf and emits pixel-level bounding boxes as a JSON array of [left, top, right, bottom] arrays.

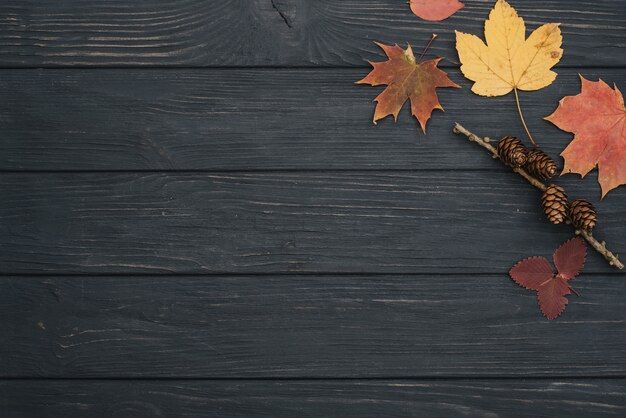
[[509, 238, 586, 319], [410, 0, 464, 21], [546, 76, 626, 197], [356, 42, 459, 132]]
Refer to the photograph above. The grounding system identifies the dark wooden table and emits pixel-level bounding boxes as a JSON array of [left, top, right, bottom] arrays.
[[1, 1, 626, 416]]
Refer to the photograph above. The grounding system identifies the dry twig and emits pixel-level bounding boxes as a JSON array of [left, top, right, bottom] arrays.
[[453, 122, 623, 270]]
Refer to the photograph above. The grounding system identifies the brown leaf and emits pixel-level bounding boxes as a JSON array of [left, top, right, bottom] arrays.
[[357, 43, 459, 132]]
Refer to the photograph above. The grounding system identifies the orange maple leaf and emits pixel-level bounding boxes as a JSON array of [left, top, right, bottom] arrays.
[[410, 0, 464, 21], [357, 42, 460, 133], [546, 76, 626, 197]]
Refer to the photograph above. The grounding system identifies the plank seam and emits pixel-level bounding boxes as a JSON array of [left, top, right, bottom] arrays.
[[0, 65, 625, 70], [0, 168, 575, 174], [2, 376, 626, 381], [0, 272, 624, 277]]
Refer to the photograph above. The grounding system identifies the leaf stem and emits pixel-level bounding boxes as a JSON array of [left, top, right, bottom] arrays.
[[417, 33, 437, 64], [513, 88, 537, 147], [453, 122, 624, 270]]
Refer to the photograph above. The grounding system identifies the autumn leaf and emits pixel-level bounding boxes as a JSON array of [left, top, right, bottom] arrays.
[[455, 0, 563, 97], [357, 42, 459, 132], [410, 0, 464, 21], [546, 76, 626, 198], [509, 238, 586, 320]]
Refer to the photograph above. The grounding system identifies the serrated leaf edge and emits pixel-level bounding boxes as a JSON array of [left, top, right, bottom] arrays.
[[537, 291, 568, 320], [553, 237, 587, 280], [509, 256, 554, 290]]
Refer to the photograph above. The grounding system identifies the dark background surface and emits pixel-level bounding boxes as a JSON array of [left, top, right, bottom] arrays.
[[1, 1, 626, 416]]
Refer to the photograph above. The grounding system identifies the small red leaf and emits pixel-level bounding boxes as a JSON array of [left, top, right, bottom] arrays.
[[410, 0, 464, 21], [553, 237, 586, 280], [537, 277, 571, 320], [509, 256, 553, 290]]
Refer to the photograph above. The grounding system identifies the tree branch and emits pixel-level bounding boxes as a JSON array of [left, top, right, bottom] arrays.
[[453, 122, 623, 270]]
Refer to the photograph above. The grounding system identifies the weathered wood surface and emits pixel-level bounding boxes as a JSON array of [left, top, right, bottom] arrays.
[[2, 275, 626, 378], [2, 0, 626, 415], [0, 0, 624, 68], [2, 69, 623, 171], [2, 379, 625, 417], [1, 172, 625, 274]]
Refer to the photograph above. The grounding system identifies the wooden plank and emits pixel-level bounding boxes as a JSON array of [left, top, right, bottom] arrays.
[[0, 0, 624, 68], [1, 69, 624, 171], [2, 379, 625, 417], [2, 275, 626, 378], [2, 171, 625, 274]]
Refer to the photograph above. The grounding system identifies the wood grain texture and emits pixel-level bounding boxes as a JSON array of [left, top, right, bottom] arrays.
[[2, 275, 626, 378], [1, 69, 624, 171], [1, 172, 625, 274], [0, 0, 624, 68], [2, 0, 626, 414], [2, 379, 626, 417]]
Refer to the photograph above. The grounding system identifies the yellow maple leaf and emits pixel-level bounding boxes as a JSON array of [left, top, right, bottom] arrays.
[[456, 0, 563, 97]]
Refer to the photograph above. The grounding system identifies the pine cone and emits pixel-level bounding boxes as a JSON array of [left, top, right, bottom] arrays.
[[570, 199, 597, 231], [497, 136, 528, 167], [541, 184, 568, 224], [526, 148, 557, 180]]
